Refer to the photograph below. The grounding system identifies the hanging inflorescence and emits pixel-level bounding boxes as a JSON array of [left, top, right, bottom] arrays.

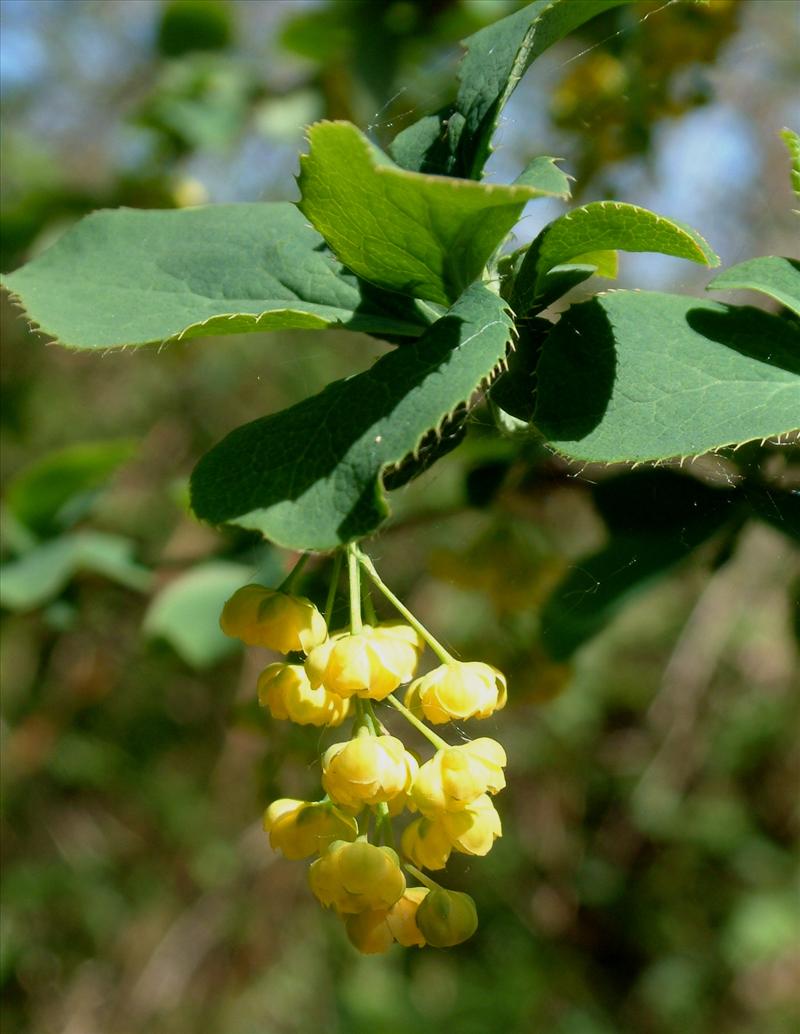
[[220, 544, 507, 953]]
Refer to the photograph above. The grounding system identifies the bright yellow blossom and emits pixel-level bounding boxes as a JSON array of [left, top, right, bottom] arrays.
[[305, 622, 423, 700], [411, 738, 506, 816], [309, 838, 406, 914], [405, 660, 507, 724], [415, 888, 478, 948], [400, 815, 454, 871], [322, 732, 418, 810], [263, 799, 357, 860], [257, 662, 349, 727], [401, 794, 502, 869], [441, 793, 501, 856], [220, 585, 327, 653]]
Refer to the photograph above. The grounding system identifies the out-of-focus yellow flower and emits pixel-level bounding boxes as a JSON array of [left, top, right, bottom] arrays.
[[411, 738, 506, 816], [344, 908, 395, 954], [309, 838, 406, 914], [257, 662, 350, 727], [405, 660, 506, 724], [322, 732, 418, 810], [263, 799, 357, 860], [401, 794, 502, 869], [415, 888, 478, 948], [305, 622, 423, 700], [220, 585, 327, 653], [386, 887, 428, 947]]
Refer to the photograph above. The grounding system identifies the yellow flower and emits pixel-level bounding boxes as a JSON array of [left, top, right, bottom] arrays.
[[415, 888, 478, 948], [411, 738, 506, 816], [257, 662, 350, 727], [344, 908, 395, 954], [405, 660, 507, 723], [309, 838, 406, 914], [386, 887, 428, 947], [322, 732, 418, 810], [441, 794, 501, 857], [220, 585, 327, 653], [400, 815, 453, 871], [401, 795, 501, 870], [305, 622, 423, 700], [343, 886, 429, 953], [263, 799, 357, 860]]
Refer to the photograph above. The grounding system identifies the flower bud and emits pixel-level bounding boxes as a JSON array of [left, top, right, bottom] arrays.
[[322, 732, 417, 810], [220, 585, 327, 653], [344, 908, 394, 954], [415, 888, 478, 948], [305, 622, 423, 700], [386, 887, 428, 947], [257, 662, 349, 727], [405, 660, 506, 724], [401, 795, 501, 869], [411, 738, 506, 816], [263, 799, 357, 860], [309, 838, 406, 914]]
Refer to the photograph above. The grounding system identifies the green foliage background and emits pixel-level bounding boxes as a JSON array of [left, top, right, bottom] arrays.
[[1, 2, 798, 1033]]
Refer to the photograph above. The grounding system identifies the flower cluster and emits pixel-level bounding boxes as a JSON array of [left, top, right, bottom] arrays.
[[220, 546, 507, 954]]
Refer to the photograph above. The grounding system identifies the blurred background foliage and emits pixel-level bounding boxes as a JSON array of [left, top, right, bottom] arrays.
[[1, 1, 799, 1032]]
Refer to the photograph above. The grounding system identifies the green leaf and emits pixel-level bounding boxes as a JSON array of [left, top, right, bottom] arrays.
[[512, 202, 719, 314], [781, 127, 800, 196], [541, 470, 737, 658], [570, 250, 619, 279], [5, 439, 137, 538], [706, 257, 800, 317], [0, 203, 433, 349], [144, 561, 250, 668], [190, 283, 513, 550], [390, 0, 631, 178], [524, 264, 597, 310], [530, 250, 619, 311], [513, 156, 572, 198], [297, 121, 560, 308], [535, 291, 800, 463], [0, 532, 152, 611]]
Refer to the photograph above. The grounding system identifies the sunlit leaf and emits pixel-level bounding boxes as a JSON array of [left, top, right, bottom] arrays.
[[512, 202, 719, 314], [706, 257, 800, 317], [297, 121, 560, 307], [0, 203, 433, 349]]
